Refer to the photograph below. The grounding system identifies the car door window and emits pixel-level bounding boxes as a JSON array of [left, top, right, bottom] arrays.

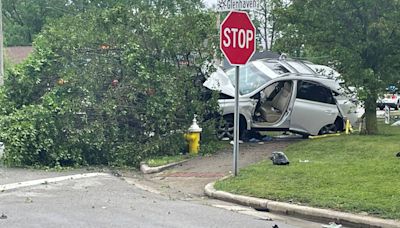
[[297, 81, 335, 104]]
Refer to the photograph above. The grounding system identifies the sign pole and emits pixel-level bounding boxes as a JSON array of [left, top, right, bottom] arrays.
[[233, 66, 239, 176], [219, 10, 255, 176]]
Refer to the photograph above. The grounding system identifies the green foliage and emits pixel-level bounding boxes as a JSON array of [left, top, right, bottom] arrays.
[[0, 2, 220, 168], [0, 105, 58, 166], [251, 0, 287, 51], [2, 0, 136, 46], [146, 154, 188, 167]]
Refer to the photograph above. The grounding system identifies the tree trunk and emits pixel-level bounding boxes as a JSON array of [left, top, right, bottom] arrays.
[[363, 95, 378, 134], [263, 1, 268, 50]]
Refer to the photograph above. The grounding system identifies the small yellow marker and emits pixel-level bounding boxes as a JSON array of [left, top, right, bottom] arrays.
[[309, 133, 341, 139], [345, 119, 353, 135]]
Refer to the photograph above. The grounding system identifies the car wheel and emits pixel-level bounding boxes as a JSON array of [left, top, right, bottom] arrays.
[[396, 101, 400, 110], [318, 123, 337, 135], [216, 116, 246, 140], [301, 133, 310, 139], [216, 116, 234, 140]]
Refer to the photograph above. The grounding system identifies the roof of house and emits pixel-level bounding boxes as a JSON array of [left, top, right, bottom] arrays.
[[5, 46, 33, 64]]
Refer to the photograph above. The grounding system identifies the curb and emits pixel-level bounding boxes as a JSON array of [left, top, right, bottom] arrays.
[[205, 181, 400, 228], [0, 173, 109, 192], [140, 159, 189, 174]]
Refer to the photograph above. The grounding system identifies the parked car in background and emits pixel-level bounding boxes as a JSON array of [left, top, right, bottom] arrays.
[[377, 92, 400, 110], [204, 62, 359, 139]]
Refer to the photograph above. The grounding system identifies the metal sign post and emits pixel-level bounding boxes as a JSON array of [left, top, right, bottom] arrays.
[[384, 105, 390, 124], [233, 66, 239, 175], [220, 11, 256, 176]]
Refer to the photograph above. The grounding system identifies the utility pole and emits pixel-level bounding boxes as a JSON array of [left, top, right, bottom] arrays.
[[0, 0, 4, 86]]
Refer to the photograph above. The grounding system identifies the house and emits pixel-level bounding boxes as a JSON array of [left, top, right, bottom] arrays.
[[5, 46, 33, 64]]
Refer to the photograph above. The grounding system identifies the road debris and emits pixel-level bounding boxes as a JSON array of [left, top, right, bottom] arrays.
[[299, 159, 310, 163], [270, 151, 289, 165], [257, 217, 273, 221], [322, 222, 342, 228], [0, 213, 7, 219]]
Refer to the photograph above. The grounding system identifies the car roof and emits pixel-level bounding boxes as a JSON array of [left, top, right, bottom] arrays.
[[242, 73, 343, 98]]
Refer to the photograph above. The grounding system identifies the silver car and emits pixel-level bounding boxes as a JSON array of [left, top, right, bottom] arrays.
[[204, 63, 359, 139]]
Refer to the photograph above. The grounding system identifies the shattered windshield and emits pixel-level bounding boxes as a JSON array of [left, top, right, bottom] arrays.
[[225, 63, 270, 95]]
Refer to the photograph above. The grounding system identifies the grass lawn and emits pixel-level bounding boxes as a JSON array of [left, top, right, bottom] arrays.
[[145, 154, 189, 167], [215, 122, 400, 219]]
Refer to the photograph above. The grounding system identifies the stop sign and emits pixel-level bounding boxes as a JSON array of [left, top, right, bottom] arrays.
[[220, 11, 256, 66]]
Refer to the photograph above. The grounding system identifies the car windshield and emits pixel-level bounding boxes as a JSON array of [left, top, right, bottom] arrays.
[[225, 63, 270, 95]]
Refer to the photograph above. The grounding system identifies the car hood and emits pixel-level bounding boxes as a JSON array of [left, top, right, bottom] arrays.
[[203, 67, 235, 97]]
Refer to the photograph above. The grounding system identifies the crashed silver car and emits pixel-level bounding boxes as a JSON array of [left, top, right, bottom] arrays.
[[204, 62, 359, 139], [259, 58, 361, 124]]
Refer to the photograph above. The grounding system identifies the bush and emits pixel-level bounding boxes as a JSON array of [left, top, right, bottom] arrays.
[[0, 4, 221, 168]]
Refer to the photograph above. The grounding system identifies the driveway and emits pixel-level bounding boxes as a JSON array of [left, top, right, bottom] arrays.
[[124, 139, 297, 197]]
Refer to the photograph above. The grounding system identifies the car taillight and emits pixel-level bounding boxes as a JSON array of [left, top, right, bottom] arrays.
[[392, 95, 397, 99]]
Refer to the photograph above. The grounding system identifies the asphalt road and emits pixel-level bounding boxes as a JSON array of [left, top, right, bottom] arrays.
[[0, 173, 303, 228]]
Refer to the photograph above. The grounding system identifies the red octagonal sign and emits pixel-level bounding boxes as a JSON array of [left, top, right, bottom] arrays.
[[220, 11, 256, 66]]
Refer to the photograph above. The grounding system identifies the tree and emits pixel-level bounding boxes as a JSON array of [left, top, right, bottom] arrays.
[[0, 1, 220, 167], [276, 0, 400, 134], [3, 0, 66, 45], [252, 0, 287, 51], [2, 0, 133, 46]]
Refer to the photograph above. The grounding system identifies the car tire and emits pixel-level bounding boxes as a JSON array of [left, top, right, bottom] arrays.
[[301, 133, 310, 139], [396, 101, 400, 110], [216, 116, 234, 140], [318, 123, 337, 135], [216, 115, 246, 140]]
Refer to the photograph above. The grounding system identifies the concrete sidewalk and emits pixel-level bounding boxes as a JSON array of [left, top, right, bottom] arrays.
[[125, 140, 293, 198]]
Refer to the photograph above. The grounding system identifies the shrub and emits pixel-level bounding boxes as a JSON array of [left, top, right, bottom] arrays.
[[0, 3, 221, 168]]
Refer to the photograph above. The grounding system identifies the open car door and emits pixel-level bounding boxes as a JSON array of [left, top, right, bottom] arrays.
[[290, 80, 339, 135]]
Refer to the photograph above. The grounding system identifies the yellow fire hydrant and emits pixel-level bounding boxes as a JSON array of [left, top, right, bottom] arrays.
[[184, 115, 202, 155]]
